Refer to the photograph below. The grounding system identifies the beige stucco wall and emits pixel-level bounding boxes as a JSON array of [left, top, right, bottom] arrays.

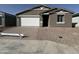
[[49, 12, 72, 27]]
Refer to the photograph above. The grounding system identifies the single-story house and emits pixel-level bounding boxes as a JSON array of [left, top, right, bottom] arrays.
[[72, 13, 79, 27], [16, 5, 74, 27], [0, 11, 16, 27]]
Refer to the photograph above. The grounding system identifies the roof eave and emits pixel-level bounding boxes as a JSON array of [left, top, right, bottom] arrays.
[[16, 5, 51, 15]]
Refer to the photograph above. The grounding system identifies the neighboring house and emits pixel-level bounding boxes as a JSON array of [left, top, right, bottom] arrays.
[[72, 13, 79, 27], [0, 11, 16, 27], [16, 5, 74, 27]]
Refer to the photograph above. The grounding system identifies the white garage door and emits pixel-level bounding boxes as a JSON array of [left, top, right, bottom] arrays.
[[21, 16, 40, 26]]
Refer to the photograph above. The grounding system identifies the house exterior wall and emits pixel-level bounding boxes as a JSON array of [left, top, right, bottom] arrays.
[[16, 7, 73, 27], [72, 17, 79, 27], [17, 11, 72, 27], [49, 12, 72, 27]]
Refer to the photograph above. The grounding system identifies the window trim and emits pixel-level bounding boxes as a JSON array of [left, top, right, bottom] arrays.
[[56, 15, 65, 24]]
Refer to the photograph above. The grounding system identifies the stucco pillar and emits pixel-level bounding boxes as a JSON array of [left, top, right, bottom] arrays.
[[16, 17, 21, 26], [40, 15, 43, 27], [2, 16, 5, 27], [48, 15, 51, 27]]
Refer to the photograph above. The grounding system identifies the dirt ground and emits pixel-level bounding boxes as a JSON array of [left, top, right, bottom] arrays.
[[0, 27, 79, 54]]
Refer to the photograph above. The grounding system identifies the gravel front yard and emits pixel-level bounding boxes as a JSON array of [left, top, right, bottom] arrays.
[[0, 27, 79, 54]]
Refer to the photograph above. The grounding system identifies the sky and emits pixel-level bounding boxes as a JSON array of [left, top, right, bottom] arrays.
[[0, 4, 79, 15]]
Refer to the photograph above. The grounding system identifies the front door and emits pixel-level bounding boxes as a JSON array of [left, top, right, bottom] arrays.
[[42, 15, 49, 27]]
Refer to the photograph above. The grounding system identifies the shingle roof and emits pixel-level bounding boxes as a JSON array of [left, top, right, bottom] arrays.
[[41, 8, 74, 15], [16, 5, 75, 15], [16, 5, 51, 15], [0, 11, 15, 16], [73, 13, 79, 17], [56, 8, 74, 14]]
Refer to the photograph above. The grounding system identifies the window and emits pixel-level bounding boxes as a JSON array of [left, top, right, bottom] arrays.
[[57, 15, 65, 24], [0, 17, 2, 25]]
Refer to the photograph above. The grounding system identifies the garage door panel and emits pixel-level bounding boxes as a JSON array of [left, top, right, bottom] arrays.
[[21, 18, 40, 26]]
